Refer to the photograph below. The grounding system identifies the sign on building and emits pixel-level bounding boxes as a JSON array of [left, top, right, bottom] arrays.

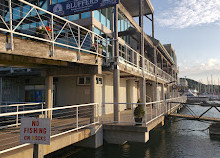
[[20, 117, 51, 145], [49, 0, 120, 16]]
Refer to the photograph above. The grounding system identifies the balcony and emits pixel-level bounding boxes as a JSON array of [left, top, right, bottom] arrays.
[[117, 41, 176, 82]]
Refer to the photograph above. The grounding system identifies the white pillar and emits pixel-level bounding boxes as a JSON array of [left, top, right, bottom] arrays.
[[45, 76, 53, 119], [126, 79, 134, 109], [113, 5, 120, 122], [90, 74, 96, 123]]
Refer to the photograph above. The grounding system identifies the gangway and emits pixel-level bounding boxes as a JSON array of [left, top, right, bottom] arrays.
[[168, 102, 220, 122]]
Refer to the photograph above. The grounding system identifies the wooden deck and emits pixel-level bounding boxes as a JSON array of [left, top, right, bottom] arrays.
[[0, 117, 92, 152]]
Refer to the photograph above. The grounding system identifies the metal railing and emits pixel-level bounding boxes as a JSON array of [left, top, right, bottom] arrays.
[[0, 0, 112, 58], [0, 0, 174, 81], [118, 42, 175, 82], [0, 102, 44, 129], [102, 96, 187, 126], [0, 103, 99, 153]]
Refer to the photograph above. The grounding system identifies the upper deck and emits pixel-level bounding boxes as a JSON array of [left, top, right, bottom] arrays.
[[0, 0, 177, 83], [121, 0, 154, 16]]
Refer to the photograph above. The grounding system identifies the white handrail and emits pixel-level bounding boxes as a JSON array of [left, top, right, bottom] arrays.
[[0, 102, 44, 108], [0, 103, 98, 117]]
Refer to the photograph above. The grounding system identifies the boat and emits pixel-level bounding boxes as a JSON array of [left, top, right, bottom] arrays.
[[200, 101, 211, 106], [209, 123, 220, 135]]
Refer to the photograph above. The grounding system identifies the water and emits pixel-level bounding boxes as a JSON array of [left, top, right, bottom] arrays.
[[46, 105, 220, 158]]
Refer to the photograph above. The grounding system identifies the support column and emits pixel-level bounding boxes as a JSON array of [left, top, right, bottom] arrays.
[[8, 0, 14, 50], [139, 0, 146, 108], [152, 13, 155, 39], [153, 49, 158, 102], [113, 5, 120, 122], [140, 78, 146, 104], [45, 76, 53, 119], [90, 75, 96, 123], [126, 79, 134, 109], [153, 81, 158, 102], [90, 75, 96, 103], [162, 83, 165, 101], [167, 85, 170, 99]]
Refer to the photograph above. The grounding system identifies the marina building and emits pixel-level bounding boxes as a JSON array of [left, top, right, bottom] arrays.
[[0, 0, 185, 157]]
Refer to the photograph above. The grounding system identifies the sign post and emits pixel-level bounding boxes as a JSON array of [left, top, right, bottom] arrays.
[[20, 117, 51, 158]]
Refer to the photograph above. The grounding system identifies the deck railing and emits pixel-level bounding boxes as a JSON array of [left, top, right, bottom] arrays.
[[118, 42, 175, 82], [0, 0, 175, 82], [0, 102, 99, 154], [0, 102, 44, 128], [102, 96, 187, 126], [0, 0, 112, 58]]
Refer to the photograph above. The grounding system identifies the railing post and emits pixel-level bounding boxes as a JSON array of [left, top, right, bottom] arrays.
[[77, 27, 81, 60], [101, 103, 104, 123], [165, 99, 167, 113], [16, 105, 18, 126], [76, 106, 79, 129], [97, 103, 99, 123], [96, 37, 99, 61], [151, 103, 153, 120], [41, 103, 43, 115], [8, 0, 14, 50], [132, 103, 134, 123], [144, 103, 147, 126], [50, 15, 54, 56]]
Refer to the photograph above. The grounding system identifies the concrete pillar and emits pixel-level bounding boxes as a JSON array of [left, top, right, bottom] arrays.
[[75, 125, 103, 148], [45, 76, 53, 119], [90, 74, 96, 123], [162, 83, 165, 101], [139, 0, 146, 111], [0, 77, 2, 105], [90, 75, 96, 103], [153, 80, 158, 102], [140, 78, 146, 105], [113, 5, 120, 122], [152, 13, 154, 39], [167, 86, 171, 99], [102, 75, 106, 115], [126, 79, 134, 109]]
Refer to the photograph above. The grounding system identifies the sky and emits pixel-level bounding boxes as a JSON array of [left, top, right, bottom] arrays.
[[144, 0, 220, 84]]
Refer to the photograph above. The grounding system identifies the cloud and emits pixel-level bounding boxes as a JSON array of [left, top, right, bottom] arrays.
[[179, 58, 220, 83], [157, 0, 220, 28]]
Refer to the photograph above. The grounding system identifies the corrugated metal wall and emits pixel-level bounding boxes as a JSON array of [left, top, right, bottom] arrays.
[[1, 77, 25, 102]]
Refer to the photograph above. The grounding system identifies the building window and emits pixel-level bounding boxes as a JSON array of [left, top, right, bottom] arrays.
[[94, 10, 100, 21], [81, 12, 91, 19], [96, 77, 103, 85], [77, 76, 91, 85]]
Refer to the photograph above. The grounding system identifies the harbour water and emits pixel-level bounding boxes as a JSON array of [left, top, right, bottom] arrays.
[[46, 105, 220, 158]]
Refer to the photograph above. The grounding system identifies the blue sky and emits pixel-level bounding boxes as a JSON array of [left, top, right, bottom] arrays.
[[145, 0, 220, 84]]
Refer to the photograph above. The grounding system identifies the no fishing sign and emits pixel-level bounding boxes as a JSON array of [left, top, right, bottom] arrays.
[[20, 117, 51, 145]]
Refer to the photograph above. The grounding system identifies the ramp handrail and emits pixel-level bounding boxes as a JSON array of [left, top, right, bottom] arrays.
[[0, 102, 99, 153], [102, 96, 187, 125]]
